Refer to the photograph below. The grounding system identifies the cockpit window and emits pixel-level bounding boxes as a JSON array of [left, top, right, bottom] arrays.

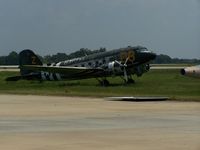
[[141, 49, 150, 53], [136, 48, 150, 53]]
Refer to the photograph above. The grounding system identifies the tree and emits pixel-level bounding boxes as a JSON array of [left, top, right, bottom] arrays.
[[5, 51, 19, 65], [43, 53, 69, 63], [152, 54, 172, 64]]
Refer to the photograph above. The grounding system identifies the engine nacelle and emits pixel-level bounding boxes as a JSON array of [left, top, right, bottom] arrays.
[[135, 64, 150, 77], [146, 64, 150, 71], [181, 66, 200, 78], [108, 61, 123, 74]]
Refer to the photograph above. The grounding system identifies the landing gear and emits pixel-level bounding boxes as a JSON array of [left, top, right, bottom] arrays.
[[127, 78, 135, 84], [121, 75, 135, 84], [101, 79, 110, 86], [97, 78, 110, 86]]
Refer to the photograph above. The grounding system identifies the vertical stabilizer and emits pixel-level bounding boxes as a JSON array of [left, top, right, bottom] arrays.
[[19, 49, 43, 75]]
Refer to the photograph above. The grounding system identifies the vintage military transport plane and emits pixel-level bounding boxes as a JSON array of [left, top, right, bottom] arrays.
[[6, 46, 156, 85]]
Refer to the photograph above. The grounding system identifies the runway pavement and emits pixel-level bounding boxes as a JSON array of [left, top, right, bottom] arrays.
[[0, 66, 19, 72], [0, 94, 199, 150]]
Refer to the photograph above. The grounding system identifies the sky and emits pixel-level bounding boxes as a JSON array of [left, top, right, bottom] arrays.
[[0, 0, 199, 59]]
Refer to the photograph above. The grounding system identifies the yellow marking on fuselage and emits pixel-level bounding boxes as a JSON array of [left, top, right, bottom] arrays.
[[128, 50, 135, 62], [31, 56, 37, 65], [120, 52, 128, 62], [120, 50, 135, 63]]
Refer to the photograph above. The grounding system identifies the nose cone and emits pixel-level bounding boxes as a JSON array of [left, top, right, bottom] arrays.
[[144, 52, 156, 61], [149, 52, 156, 60], [136, 49, 156, 63]]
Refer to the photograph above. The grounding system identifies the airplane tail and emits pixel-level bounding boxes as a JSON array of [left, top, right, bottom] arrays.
[[6, 49, 42, 81], [19, 49, 43, 75]]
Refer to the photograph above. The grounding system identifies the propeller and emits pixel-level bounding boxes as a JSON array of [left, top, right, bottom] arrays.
[[123, 57, 130, 81], [115, 56, 130, 82], [123, 67, 128, 82]]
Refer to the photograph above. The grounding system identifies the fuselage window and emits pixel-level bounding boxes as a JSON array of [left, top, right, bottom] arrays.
[[109, 57, 114, 61], [95, 61, 99, 67], [88, 62, 92, 66]]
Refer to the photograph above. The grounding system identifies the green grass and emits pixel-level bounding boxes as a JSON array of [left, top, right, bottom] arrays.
[[0, 70, 200, 101]]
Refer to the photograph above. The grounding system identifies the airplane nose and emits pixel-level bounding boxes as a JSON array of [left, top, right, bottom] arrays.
[[136, 49, 156, 63], [147, 52, 156, 60], [150, 53, 156, 60]]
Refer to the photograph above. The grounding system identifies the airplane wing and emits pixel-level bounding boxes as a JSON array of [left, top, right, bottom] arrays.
[[21, 65, 105, 79]]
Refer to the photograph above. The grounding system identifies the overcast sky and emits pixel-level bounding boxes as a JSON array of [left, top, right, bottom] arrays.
[[0, 0, 199, 58]]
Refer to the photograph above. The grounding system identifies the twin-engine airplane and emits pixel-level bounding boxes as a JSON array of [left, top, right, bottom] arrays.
[[181, 65, 200, 78], [6, 46, 156, 85]]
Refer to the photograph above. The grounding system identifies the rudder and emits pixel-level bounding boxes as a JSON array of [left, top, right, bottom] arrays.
[[19, 49, 43, 75]]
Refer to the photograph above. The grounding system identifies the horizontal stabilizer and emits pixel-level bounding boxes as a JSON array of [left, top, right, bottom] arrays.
[[6, 76, 22, 81], [6, 73, 41, 81]]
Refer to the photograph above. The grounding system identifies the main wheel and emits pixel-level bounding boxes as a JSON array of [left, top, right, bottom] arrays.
[[127, 78, 135, 84], [102, 79, 110, 86]]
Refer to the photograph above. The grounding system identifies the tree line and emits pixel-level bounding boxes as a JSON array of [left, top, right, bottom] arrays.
[[0, 48, 199, 65], [0, 48, 106, 65]]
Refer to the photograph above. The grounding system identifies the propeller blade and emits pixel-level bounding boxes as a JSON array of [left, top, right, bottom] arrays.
[[124, 57, 130, 66], [114, 60, 124, 67], [123, 67, 128, 82], [114, 60, 128, 81]]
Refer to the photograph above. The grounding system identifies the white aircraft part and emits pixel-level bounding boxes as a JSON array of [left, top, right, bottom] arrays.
[[181, 65, 200, 78], [41, 72, 47, 80], [55, 73, 62, 80], [49, 73, 54, 81], [108, 61, 122, 74], [108, 62, 115, 72]]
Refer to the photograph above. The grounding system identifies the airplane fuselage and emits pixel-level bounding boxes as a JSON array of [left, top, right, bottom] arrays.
[[40, 46, 156, 81], [6, 46, 156, 84]]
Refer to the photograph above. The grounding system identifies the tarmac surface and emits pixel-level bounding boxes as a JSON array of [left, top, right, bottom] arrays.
[[0, 94, 199, 150]]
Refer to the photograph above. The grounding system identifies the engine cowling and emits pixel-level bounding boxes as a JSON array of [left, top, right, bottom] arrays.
[[108, 61, 123, 74], [135, 64, 150, 77], [181, 66, 200, 78], [146, 64, 150, 71]]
